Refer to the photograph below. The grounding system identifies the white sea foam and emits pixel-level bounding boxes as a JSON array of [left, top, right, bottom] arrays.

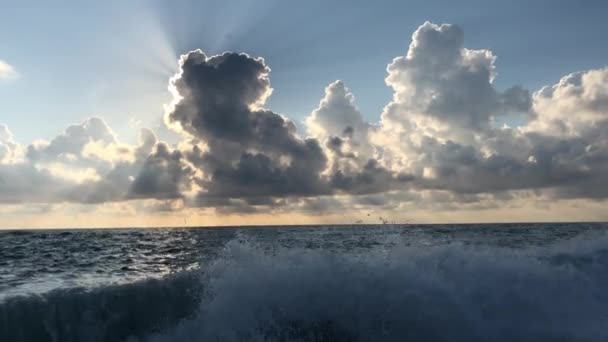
[[147, 232, 608, 341]]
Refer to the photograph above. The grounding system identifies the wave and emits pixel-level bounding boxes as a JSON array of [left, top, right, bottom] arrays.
[[0, 273, 204, 342], [2, 232, 608, 342]]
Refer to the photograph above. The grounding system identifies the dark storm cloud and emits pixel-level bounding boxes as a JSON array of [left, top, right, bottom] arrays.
[[0, 164, 69, 203], [325, 136, 356, 159], [129, 143, 193, 200], [202, 144, 329, 198], [166, 50, 400, 207], [167, 50, 329, 200], [166, 51, 274, 143], [527, 125, 608, 199], [409, 126, 608, 200], [330, 159, 413, 195]]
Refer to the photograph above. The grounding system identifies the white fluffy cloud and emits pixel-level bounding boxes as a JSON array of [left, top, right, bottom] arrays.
[[381, 22, 530, 138], [307, 22, 608, 204], [307, 81, 370, 141], [528, 68, 608, 136], [0, 118, 194, 205], [306, 80, 375, 173]]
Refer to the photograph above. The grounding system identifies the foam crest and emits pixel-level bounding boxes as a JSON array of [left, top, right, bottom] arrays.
[[149, 235, 608, 341]]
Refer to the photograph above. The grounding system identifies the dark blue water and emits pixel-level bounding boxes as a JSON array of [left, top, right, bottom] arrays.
[[1, 223, 607, 341]]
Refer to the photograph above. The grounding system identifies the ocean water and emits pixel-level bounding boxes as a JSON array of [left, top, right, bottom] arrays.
[[1, 223, 607, 342]]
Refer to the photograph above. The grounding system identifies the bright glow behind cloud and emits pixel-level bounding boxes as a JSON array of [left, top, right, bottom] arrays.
[[0, 60, 18, 80], [1, 21, 608, 227]]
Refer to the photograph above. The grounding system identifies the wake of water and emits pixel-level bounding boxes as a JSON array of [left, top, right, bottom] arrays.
[[2, 229, 607, 342]]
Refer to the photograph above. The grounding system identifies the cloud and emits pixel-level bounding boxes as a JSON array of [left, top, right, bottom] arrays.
[[129, 142, 194, 200], [165, 51, 330, 203], [378, 22, 532, 154], [306, 80, 376, 173], [27, 117, 119, 166], [353, 21, 608, 204], [528, 68, 608, 135], [0, 163, 71, 203], [0, 124, 20, 163], [0, 118, 193, 205], [162, 50, 416, 210], [61, 126, 189, 204], [330, 159, 413, 195], [307, 80, 370, 143], [0, 60, 18, 80], [3, 21, 608, 220]]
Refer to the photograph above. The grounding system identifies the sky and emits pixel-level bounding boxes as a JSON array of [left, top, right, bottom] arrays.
[[1, 0, 608, 228]]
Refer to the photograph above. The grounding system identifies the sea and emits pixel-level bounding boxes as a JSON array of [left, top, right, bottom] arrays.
[[1, 223, 607, 342]]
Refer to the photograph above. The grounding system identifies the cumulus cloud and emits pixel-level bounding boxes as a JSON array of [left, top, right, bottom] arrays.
[[167, 51, 329, 200], [0, 124, 20, 164], [0, 164, 70, 203], [129, 142, 193, 200], [306, 81, 376, 173], [27, 117, 118, 165], [366, 22, 608, 202], [0, 118, 194, 205], [164, 50, 418, 213], [3, 21, 608, 218], [307, 81, 370, 142], [528, 68, 608, 135], [382, 22, 531, 133], [0, 60, 18, 80]]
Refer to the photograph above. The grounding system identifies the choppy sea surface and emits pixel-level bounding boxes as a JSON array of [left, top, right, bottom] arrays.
[[1, 223, 607, 341]]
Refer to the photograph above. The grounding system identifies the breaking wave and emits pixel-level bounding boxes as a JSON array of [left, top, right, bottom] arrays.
[[2, 231, 608, 342]]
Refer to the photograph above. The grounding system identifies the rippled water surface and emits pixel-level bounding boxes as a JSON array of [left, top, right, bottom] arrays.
[[1, 223, 607, 341]]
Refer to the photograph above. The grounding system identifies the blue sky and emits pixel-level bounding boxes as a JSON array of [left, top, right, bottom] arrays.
[[2, 0, 607, 144], [2, 1, 608, 227]]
